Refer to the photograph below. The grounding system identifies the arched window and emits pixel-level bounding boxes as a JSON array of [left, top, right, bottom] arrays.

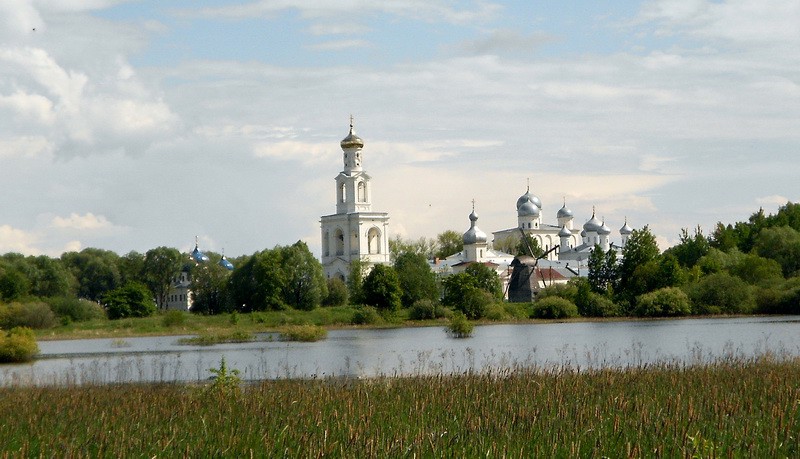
[[334, 228, 345, 256], [323, 231, 330, 257], [340, 183, 346, 203], [358, 181, 367, 202], [368, 227, 381, 254]]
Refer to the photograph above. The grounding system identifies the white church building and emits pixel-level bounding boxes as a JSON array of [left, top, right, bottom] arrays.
[[320, 120, 391, 280]]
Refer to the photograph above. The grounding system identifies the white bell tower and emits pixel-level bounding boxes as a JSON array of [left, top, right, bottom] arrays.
[[320, 118, 391, 280]]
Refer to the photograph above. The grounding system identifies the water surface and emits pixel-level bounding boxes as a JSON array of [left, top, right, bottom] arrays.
[[3, 316, 799, 385]]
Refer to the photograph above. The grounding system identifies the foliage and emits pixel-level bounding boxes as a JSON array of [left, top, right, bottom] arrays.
[[587, 245, 618, 294], [495, 233, 544, 257], [457, 288, 495, 320], [464, 263, 503, 300], [143, 247, 183, 309], [347, 259, 366, 305], [434, 230, 464, 260], [635, 287, 692, 317], [687, 272, 754, 315], [179, 331, 254, 346], [408, 299, 447, 320], [389, 235, 436, 259], [0, 302, 57, 329], [755, 278, 800, 314], [617, 226, 660, 305], [393, 252, 438, 307], [279, 324, 327, 342], [531, 296, 579, 319], [278, 241, 328, 311], [61, 248, 121, 301], [0, 327, 39, 363], [362, 264, 402, 312], [664, 226, 710, 268], [351, 305, 382, 325], [0, 263, 30, 301], [45, 297, 106, 323], [229, 249, 286, 312], [322, 278, 349, 307], [445, 311, 473, 338], [191, 262, 233, 315], [582, 292, 622, 318], [752, 226, 800, 277], [103, 282, 157, 320], [205, 357, 241, 396], [161, 310, 187, 328]]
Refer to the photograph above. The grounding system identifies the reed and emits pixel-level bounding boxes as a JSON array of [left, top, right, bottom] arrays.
[[1, 356, 798, 456]]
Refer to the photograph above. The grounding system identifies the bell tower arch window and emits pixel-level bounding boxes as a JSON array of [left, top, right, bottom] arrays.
[[368, 227, 381, 254]]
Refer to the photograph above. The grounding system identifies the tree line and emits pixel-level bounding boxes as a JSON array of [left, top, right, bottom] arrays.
[[1, 203, 799, 331]]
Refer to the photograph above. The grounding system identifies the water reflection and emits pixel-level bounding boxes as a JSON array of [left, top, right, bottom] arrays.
[[3, 316, 800, 386]]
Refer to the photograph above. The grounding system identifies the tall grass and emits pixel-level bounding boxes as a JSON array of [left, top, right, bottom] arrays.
[[1, 356, 798, 456]]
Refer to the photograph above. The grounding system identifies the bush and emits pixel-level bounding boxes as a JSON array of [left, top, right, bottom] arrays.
[[635, 287, 692, 317], [446, 312, 474, 338], [581, 293, 621, 318], [456, 288, 494, 320], [688, 272, 754, 314], [351, 305, 382, 325], [531, 297, 579, 319], [104, 282, 156, 320], [0, 327, 39, 363], [408, 299, 446, 320], [484, 303, 508, 321], [502, 302, 531, 320], [45, 297, 106, 322], [0, 302, 57, 329], [323, 278, 349, 307], [279, 324, 327, 342], [162, 310, 187, 328]]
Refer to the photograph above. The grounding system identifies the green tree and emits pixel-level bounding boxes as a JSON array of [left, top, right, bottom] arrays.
[[279, 241, 327, 311], [389, 235, 436, 259], [464, 263, 503, 301], [618, 226, 660, 306], [753, 226, 800, 277], [362, 264, 402, 312], [323, 278, 349, 307], [103, 282, 156, 320], [347, 259, 366, 304], [118, 250, 145, 285], [191, 262, 232, 315], [0, 262, 30, 301], [229, 249, 285, 312], [393, 252, 438, 307], [62, 248, 121, 300], [587, 245, 618, 294], [143, 247, 183, 309], [688, 272, 754, 315], [434, 230, 463, 260], [665, 226, 710, 268]]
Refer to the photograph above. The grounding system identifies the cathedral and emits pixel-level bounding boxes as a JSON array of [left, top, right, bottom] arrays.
[[319, 119, 391, 280], [317, 119, 637, 292]]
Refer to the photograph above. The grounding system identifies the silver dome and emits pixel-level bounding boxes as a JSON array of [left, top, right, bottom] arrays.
[[557, 203, 573, 219], [517, 199, 540, 217], [583, 212, 603, 232], [463, 211, 487, 244], [620, 220, 633, 235], [558, 225, 572, 238]]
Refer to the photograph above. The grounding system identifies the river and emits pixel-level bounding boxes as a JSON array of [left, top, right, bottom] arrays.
[[3, 316, 800, 386]]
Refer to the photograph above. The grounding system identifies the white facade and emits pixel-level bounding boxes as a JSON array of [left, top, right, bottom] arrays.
[[320, 120, 390, 280]]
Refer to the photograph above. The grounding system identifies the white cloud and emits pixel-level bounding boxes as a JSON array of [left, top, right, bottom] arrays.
[[0, 225, 41, 255], [756, 195, 793, 208], [51, 212, 114, 230], [0, 136, 53, 158]]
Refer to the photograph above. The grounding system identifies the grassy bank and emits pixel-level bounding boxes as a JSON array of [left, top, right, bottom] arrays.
[[1, 356, 799, 456], [33, 306, 388, 340]]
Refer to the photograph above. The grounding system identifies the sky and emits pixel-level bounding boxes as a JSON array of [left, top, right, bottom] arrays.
[[0, 0, 798, 258]]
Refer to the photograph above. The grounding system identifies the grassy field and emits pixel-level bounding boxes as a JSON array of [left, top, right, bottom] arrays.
[[1, 356, 798, 457]]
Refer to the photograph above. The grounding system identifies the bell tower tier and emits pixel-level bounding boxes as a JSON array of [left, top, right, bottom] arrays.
[[321, 118, 391, 280]]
